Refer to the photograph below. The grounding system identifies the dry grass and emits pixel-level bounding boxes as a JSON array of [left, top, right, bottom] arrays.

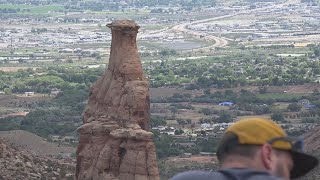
[[168, 156, 217, 164], [0, 130, 75, 156], [236, 115, 271, 120], [0, 112, 29, 119], [150, 88, 201, 98], [176, 110, 207, 122]]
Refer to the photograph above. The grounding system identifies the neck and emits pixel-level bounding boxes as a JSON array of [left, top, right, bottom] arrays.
[[220, 156, 265, 172]]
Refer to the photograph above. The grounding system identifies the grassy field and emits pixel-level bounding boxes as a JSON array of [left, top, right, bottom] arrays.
[[103, 10, 150, 15], [0, 4, 33, 9], [237, 115, 271, 120], [29, 5, 64, 14], [0, 4, 65, 14], [257, 93, 304, 101]]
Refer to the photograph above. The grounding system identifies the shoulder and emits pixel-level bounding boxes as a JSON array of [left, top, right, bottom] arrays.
[[170, 171, 226, 180], [220, 168, 283, 180], [171, 169, 283, 180]]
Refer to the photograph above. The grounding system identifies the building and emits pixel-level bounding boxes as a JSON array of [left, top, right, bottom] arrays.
[[200, 152, 216, 156], [24, 92, 35, 96]]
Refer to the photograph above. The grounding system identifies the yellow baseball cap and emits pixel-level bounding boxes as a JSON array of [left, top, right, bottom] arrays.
[[219, 118, 318, 179]]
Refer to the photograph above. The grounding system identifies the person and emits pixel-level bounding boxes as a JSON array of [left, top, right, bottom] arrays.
[[171, 118, 318, 180]]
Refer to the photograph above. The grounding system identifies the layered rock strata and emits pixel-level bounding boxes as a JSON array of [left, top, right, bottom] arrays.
[[76, 20, 159, 180]]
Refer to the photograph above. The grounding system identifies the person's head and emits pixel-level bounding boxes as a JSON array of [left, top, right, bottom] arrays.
[[216, 118, 318, 180]]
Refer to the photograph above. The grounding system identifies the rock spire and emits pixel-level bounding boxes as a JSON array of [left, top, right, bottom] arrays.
[[75, 20, 160, 180]]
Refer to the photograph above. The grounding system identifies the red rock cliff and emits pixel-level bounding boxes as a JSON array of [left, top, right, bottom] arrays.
[[75, 20, 160, 180]]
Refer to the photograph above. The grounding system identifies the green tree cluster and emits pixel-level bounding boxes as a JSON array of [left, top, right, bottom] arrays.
[[0, 88, 88, 138]]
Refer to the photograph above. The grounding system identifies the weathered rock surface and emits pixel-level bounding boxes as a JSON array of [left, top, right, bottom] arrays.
[[0, 139, 74, 180], [76, 20, 160, 180]]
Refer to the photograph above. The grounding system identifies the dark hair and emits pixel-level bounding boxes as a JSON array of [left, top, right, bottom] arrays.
[[217, 132, 259, 163]]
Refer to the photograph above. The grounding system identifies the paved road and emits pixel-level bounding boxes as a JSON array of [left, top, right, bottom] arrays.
[[170, 0, 300, 52]]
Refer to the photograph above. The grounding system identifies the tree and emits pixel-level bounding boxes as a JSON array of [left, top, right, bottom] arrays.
[[197, 76, 210, 87], [95, 55, 102, 61], [18, 58, 24, 63], [67, 59, 73, 63], [150, 116, 166, 127], [174, 129, 184, 135], [31, 27, 36, 33], [204, 89, 211, 95], [287, 103, 302, 112], [170, 49, 177, 55], [258, 86, 267, 94], [159, 49, 169, 57], [170, 107, 178, 114], [4, 88, 11, 95], [314, 48, 320, 57], [153, 133, 181, 159], [216, 110, 233, 123], [177, 119, 187, 125], [29, 53, 35, 59], [271, 111, 285, 122], [200, 108, 214, 115]]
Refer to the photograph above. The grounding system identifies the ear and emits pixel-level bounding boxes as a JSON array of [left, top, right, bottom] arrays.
[[261, 143, 273, 170]]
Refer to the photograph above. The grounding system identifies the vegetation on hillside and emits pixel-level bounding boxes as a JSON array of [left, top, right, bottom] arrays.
[[147, 45, 320, 88], [0, 66, 104, 138]]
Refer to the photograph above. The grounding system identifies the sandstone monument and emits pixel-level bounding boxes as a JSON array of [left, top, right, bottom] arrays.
[[76, 20, 160, 180]]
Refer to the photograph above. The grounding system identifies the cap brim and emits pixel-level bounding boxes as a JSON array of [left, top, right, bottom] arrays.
[[290, 151, 318, 179]]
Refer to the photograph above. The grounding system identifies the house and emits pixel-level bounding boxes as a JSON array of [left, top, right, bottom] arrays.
[[298, 99, 310, 106], [200, 152, 216, 156], [190, 134, 197, 137], [219, 102, 234, 106], [304, 104, 316, 109], [24, 92, 34, 96], [201, 123, 211, 128], [166, 131, 175, 135]]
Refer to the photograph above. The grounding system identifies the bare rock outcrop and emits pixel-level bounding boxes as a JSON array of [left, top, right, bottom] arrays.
[[304, 125, 320, 152], [76, 20, 160, 180], [0, 139, 74, 180]]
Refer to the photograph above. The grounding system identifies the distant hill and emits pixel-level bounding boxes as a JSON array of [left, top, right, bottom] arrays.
[[0, 130, 75, 157]]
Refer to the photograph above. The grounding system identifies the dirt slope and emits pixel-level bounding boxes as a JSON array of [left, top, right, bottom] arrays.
[[304, 125, 320, 152], [0, 130, 75, 157], [0, 138, 75, 180]]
